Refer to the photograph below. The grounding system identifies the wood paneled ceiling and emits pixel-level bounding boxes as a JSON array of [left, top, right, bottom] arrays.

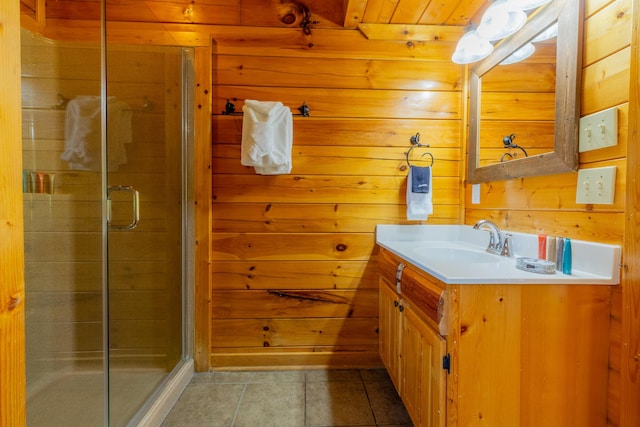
[[41, 0, 489, 31], [349, 0, 489, 27]]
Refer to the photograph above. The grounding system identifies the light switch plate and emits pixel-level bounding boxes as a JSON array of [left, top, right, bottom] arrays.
[[576, 166, 616, 204], [579, 107, 618, 152]]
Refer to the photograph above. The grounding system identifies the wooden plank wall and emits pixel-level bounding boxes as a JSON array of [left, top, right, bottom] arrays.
[[209, 26, 464, 368], [21, 32, 184, 382], [12, 0, 640, 423], [464, 0, 633, 425]]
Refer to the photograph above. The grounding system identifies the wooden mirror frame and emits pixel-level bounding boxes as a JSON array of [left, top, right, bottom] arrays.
[[468, 0, 583, 183]]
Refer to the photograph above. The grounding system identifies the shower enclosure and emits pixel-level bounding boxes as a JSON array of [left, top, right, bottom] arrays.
[[21, 7, 194, 425]]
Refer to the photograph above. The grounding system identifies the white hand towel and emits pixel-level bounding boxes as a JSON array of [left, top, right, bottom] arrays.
[[406, 166, 433, 221], [241, 99, 293, 175]]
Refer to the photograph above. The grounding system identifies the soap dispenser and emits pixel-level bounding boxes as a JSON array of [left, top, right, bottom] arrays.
[[562, 238, 572, 275]]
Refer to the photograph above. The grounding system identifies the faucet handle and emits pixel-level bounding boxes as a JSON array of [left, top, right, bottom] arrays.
[[479, 229, 496, 248], [501, 233, 513, 257]]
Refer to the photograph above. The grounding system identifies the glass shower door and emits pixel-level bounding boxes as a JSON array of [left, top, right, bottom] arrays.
[[105, 44, 187, 425], [22, 27, 107, 426]]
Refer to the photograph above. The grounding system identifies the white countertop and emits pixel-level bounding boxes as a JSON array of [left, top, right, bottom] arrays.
[[376, 225, 621, 285]]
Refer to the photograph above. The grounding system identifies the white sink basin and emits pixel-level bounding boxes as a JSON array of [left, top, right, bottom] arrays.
[[376, 225, 621, 285], [412, 243, 499, 264]]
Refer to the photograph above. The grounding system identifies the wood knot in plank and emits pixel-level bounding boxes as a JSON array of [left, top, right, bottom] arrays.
[[267, 290, 347, 304], [281, 13, 297, 24], [277, 0, 313, 34], [3, 294, 22, 313]]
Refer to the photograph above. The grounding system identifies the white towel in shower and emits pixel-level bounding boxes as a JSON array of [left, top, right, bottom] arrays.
[[241, 99, 293, 175], [107, 99, 132, 170], [406, 166, 433, 221], [61, 96, 132, 171]]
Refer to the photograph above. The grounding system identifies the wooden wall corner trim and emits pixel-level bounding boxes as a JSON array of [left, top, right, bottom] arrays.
[[621, 1, 640, 425], [460, 62, 469, 223], [1, 0, 26, 423], [193, 43, 213, 372], [343, 0, 366, 29]]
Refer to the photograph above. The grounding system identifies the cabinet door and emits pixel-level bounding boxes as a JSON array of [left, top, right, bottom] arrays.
[[402, 303, 447, 427], [379, 279, 401, 389]]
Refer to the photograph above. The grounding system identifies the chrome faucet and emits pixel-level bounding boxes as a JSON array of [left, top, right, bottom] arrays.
[[473, 220, 511, 256]]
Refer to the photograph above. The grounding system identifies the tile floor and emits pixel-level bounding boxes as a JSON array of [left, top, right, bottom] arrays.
[[162, 369, 413, 427]]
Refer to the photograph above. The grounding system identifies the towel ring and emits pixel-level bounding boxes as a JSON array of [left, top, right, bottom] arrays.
[[406, 144, 434, 167]]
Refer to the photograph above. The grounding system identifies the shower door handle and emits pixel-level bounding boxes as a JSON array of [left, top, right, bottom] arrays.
[[107, 185, 140, 230]]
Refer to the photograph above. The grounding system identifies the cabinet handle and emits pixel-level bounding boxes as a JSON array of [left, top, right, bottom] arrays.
[[399, 305, 404, 312], [394, 300, 399, 308], [443, 353, 451, 374], [396, 262, 405, 294]]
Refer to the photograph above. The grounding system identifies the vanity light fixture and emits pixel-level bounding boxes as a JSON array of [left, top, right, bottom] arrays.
[[476, 0, 527, 41], [452, 30, 494, 64], [451, 0, 554, 65], [510, 0, 553, 10], [500, 42, 535, 65]]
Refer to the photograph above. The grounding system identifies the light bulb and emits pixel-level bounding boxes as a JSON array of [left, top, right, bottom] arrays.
[[452, 30, 494, 64], [531, 22, 558, 42], [510, 0, 553, 11], [500, 43, 535, 65], [477, 0, 527, 41]]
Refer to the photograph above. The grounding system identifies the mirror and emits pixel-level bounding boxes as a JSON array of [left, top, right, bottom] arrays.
[[468, 0, 583, 183], [478, 27, 557, 166]]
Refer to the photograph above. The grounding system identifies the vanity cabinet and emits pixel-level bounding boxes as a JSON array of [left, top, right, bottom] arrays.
[[378, 247, 612, 427], [378, 249, 447, 427], [378, 282, 401, 387]]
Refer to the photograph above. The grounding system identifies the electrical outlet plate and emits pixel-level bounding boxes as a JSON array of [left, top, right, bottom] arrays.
[[472, 184, 480, 204], [579, 107, 618, 152], [576, 166, 616, 205]]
